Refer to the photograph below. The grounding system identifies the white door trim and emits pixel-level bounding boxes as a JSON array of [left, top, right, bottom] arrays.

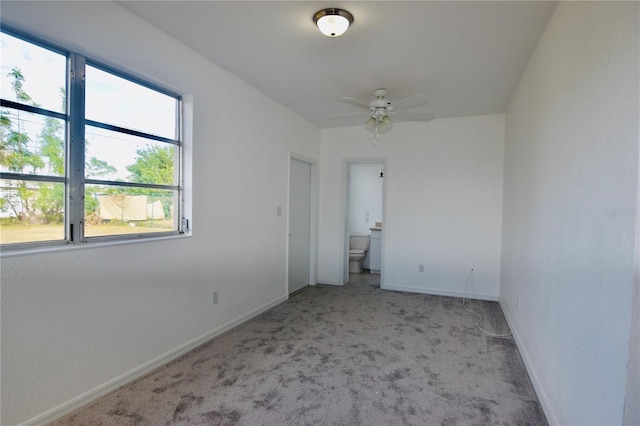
[[341, 157, 387, 286], [287, 152, 318, 295]]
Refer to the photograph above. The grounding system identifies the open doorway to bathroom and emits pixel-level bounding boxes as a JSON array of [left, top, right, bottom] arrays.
[[345, 161, 385, 285]]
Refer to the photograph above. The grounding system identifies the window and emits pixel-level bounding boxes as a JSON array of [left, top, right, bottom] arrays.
[[0, 29, 184, 249]]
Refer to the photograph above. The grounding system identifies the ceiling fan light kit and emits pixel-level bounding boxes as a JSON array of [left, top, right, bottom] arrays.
[[333, 88, 433, 144], [313, 8, 353, 37], [366, 113, 393, 132]]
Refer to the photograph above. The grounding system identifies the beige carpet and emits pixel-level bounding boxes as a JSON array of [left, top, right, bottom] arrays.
[[53, 273, 546, 425]]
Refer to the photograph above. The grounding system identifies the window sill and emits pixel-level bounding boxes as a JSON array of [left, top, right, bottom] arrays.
[[0, 232, 192, 259]]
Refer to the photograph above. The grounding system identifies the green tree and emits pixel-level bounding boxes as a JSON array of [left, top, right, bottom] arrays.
[[1, 67, 116, 223], [123, 145, 175, 219], [1, 67, 47, 222], [2, 68, 43, 175], [33, 116, 65, 222], [8, 67, 34, 104], [84, 158, 117, 216], [86, 157, 117, 179], [126, 145, 174, 185]]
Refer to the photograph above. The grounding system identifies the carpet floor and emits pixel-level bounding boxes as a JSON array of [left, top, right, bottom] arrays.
[[53, 273, 546, 426]]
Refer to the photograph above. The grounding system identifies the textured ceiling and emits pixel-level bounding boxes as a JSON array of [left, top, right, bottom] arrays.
[[119, 1, 558, 128]]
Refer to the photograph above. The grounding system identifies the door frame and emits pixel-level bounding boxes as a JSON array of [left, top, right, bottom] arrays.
[[341, 157, 387, 286], [286, 152, 318, 295]]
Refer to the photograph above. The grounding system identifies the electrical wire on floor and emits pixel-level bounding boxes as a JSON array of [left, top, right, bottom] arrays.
[[463, 268, 512, 339]]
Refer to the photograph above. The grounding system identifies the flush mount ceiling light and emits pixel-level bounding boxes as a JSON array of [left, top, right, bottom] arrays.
[[313, 8, 353, 37]]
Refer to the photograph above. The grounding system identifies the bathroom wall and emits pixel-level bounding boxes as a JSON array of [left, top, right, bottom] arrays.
[[349, 163, 383, 235], [500, 2, 639, 424], [0, 2, 320, 425], [318, 114, 505, 300]]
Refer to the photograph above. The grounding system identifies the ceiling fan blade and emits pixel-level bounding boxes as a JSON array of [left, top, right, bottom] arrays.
[[391, 94, 429, 110], [341, 97, 371, 110], [326, 111, 371, 120], [392, 110, 435, 122]]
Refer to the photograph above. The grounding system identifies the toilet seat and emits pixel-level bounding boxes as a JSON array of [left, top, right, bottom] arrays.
[[349, 234, 370, 273]]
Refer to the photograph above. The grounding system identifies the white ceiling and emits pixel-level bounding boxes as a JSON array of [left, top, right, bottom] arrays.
[[119, 1, 558, 128]]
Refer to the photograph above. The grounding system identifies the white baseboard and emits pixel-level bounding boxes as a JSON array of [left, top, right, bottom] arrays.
[[22, 295, 288, 426], [499, 298, 558, 426], [382, 283, 499, 302]]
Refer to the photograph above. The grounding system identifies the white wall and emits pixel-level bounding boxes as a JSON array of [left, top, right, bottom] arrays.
[[318, 115, 505, 300], [626, 216, 640, 424], [349, 163, 383, 235], [0, 2, 319, 425], [500, 2, 639, 425]]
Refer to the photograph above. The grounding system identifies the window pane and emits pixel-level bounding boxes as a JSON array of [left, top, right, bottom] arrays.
[[1, 110, 65, 177], [0, 179, 65, 244], [84, 185, 177, 238], [0, 33, 67, 113], [85, 125, 177, 185], [85, 65, 177, 139]]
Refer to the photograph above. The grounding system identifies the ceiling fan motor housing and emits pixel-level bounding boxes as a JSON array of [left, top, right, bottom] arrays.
[[370, 99, 390, 109], [372, 108, 388, 120], [374, 88, 388, 98]]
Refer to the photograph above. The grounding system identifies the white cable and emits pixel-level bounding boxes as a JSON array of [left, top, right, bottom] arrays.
[[463, 269, 512, 339]]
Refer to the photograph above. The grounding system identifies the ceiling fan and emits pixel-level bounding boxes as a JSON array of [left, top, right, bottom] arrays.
[[330, 88, 434, 143]]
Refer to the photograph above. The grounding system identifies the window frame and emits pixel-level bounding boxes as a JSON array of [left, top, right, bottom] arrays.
[[0, 27, 186, 251]]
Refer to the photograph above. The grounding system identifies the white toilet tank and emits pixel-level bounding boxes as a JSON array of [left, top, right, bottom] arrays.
[[350, 233, 371, 250]]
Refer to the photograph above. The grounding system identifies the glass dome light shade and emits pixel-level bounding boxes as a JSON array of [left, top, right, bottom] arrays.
[[365, 116, 377, 132], [365, 115, 393, 133], [314, 9, 353, 37], [378, 115, 393, 133]]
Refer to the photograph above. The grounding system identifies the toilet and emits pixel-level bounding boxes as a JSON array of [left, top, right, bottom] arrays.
[[349, 233, 371, 273]]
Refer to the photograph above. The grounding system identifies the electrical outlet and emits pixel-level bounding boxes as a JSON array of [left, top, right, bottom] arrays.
[[212, 291, 218, 305], [418, 264, 425, 273], [516, 296, 519, 311]]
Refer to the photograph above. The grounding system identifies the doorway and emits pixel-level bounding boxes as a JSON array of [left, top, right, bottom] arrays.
[[288, 158, 311, 294], [344, 160, 385, 284]]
